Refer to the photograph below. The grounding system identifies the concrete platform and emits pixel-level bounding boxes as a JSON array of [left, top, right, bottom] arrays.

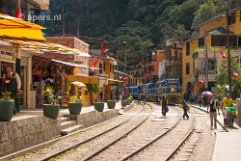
[[190, 104, 241, 161], [0, 101, 123, 157]]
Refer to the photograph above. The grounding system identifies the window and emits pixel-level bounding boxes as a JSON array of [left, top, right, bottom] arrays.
[[186, 63, 190, 75], [211, 35, 237, 46], [208, 59, 216, 74], [99, 63, 103, 74], [175, 51, 178, 59], [228, 13, 236, 25], [186, 42, 190, 56], [103, 62, 106, 71], [198, 37, 204, 47], [240, 10, 241, 21]]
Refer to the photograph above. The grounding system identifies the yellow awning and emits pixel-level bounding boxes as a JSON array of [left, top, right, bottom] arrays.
[[2, 38, 91, 57], [0, 13, 45, 41]]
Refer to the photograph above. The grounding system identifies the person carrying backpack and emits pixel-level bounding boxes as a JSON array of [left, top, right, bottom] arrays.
[[160, 96, 168, 117], [183, 99, 189, 120]]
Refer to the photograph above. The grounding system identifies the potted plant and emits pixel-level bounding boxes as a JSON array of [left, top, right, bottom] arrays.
[[43, 86, 62, 119], [68, 96, 83, 115], [107, 100, 116, 109], [127, 96, 133, 105], [121, 99, 128, 107], [94, 102, 105, 112], [0, 92, 14, 121]]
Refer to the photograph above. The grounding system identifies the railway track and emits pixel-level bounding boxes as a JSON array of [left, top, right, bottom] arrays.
[[165, 104, 228, 161], [38, 104, 153, 161]]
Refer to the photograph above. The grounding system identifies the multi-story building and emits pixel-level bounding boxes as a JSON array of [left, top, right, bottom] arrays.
[[127, 50, 165, 86], [0, 0, 49, 17], [165, 38, 183, 82], [182, 7, 241, 96]]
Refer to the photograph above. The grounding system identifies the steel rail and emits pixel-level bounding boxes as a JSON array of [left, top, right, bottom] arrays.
[[81, 115, 150, 161], [40, 104, 150, 161], [190, 105, 229, 132], [119, 106, 182, 161], [163, 118, 196, 161], [40, 119, 130, 161]]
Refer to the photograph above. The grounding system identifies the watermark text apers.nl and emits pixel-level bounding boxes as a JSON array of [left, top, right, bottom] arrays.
[[22, 14, 62, 22]]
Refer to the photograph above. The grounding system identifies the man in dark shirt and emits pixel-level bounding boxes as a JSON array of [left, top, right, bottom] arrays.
[[207, 97, 220, 129]]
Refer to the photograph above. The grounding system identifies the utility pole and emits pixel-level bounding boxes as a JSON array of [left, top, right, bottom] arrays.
[[204, 32, 209, 90], [123, 41, 127, 73], [226, 0, 232, 95]]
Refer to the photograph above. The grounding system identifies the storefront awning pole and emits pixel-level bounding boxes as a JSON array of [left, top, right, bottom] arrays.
[[15, 0, 21, 113]]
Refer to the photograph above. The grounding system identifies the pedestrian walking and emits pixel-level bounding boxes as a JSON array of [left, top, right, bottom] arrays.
[[207, 97, 220, 129], [138, 94, 141, 104], [183, 99, 189, 120], [160, 96, 168, 117]]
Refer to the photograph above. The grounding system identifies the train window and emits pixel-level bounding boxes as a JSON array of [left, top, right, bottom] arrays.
[[170, 85, 176, 93]]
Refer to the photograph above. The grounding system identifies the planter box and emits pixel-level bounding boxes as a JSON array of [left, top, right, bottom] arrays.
[[68, 102, 82, 115], [43, 104, 60, 119], [94, 102, 104, 112], [107, 100, 116, 109], [0, 100, 14, 121]]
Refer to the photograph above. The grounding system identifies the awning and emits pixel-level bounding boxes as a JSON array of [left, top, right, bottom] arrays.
[[51, 59, 89, 68], [0, 13, 45, 41], [107, 79, 123, 83], [71, 81, 86, 87], [1, 38, 91, 57]]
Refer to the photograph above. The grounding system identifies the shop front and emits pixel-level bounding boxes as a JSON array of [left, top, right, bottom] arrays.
[[67, 75, 100, 106]]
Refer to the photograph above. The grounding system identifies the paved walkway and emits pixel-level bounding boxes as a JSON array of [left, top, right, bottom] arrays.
[[11, 101, 122, 122], [190, 104, 241, 161]]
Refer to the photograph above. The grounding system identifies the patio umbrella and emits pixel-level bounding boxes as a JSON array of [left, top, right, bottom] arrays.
[[71, 81, 86, 87], [200, 91, 214, 101], [0, 13, 45, 41]]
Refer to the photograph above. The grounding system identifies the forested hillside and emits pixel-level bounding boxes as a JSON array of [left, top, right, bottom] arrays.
[[43, 0, 228, 60]]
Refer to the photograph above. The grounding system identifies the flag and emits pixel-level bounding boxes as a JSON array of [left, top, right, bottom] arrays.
[[199, 79, 205, 84], [233, 71, 239, 79], [220, 51, 228, 59], [102, 48, 109, 56], [119, 76, 123, 80], [90, 59, 99, 71], [16, 7, 23, 19], [152, 50, 155, 56]]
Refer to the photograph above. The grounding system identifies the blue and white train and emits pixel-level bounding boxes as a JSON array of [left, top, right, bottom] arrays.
[[128, 79, 182, 104]]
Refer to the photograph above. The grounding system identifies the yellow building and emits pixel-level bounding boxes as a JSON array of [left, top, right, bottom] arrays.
[[182, 7, 241, 96], [67, 75, 100, 106]]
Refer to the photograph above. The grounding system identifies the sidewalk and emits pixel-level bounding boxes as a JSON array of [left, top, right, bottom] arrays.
[[12, 101, 122, 121], [190, 104, 241, 161]]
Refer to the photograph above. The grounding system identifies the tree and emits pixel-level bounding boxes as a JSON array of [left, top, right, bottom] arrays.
[[192, 0, 216, 30], [217, 54, 241, 98]]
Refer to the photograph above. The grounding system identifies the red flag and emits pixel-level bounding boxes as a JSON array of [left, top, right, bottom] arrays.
[[220, 51, 228, 59], [233, 71, 239, 79], [199, 79, 205, 84], [16, 7, 23, 19], [102, 48, 109, 56], [90, 59, 99, 70]]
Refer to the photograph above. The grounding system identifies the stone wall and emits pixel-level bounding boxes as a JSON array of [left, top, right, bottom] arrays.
[[70, 109, 118, 128], [0, 116, 61, 157]]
